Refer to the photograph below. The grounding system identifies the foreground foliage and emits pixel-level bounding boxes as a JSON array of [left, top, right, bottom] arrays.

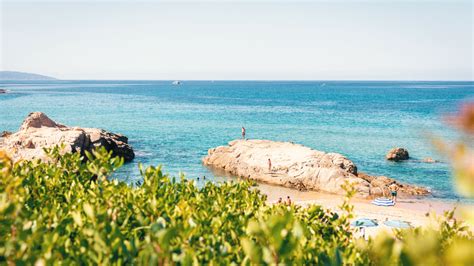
[[0, 147, 473, 265]]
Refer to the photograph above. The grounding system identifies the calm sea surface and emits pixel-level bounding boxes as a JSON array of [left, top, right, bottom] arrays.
[[1, 80, 473, 200]]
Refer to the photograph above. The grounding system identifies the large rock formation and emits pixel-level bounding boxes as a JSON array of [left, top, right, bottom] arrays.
[[0, 112, 134, 162], [203, 140, 429, 197], [386, 147, 409, 161]]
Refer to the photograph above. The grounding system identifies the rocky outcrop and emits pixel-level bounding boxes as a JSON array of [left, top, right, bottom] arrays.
[[386, 147, 409, 161], [0, 112, 134, 162], [357, 173, 430, 197], [0, 89, 6, 94], [203, 140, 429, 197]]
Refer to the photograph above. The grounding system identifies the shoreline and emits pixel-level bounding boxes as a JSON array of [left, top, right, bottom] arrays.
[[257, 183, 471, 229], [206, 162, 469, 226]]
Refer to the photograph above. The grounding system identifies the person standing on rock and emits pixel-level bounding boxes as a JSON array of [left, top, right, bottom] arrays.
[[268, 158, 272, 171], [241, 126, 246, 140]]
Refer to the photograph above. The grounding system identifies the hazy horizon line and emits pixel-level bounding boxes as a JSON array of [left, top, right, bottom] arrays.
[[2, 79, 474, 82], [1, 70, 473, 82]]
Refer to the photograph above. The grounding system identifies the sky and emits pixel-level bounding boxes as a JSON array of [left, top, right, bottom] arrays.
[[1, 0, 473, 80]]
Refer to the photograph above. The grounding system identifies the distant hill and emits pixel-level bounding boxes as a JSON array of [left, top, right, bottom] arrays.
[[0, 71, 57, 80]]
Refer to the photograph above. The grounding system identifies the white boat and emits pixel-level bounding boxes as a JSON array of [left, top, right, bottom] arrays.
[[172, 80, 181, 85]]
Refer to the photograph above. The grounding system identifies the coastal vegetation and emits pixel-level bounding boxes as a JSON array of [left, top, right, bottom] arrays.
[[1, 145, 473, 265]]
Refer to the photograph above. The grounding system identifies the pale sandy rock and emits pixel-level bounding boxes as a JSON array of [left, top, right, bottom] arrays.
[[203, 140, 429, 197], [19, 111, 66, 131], [0, 112, 134, 162], [203, 139, 370, 195]]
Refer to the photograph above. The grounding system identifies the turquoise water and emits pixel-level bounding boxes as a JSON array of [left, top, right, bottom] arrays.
[[1, 80, 473, 200]]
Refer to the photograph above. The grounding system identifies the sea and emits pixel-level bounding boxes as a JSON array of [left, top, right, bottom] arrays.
[[1, 80, 473, 200]]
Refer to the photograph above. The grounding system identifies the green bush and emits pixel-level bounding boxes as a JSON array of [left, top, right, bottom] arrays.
[[0, 147, 473, 265]]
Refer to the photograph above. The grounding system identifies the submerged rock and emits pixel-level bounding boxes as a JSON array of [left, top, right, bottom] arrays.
[[422, 157, 438, 163], [0, 89, 6, 94], [386, 147, 409, 161], [203, 139, 429, 197], [0, 112, 134, 162]]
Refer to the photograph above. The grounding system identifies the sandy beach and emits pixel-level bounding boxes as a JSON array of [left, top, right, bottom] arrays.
[[257, 183, 472, 236]]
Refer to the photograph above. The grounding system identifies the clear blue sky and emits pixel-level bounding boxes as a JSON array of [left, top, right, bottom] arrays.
[[1, 0, 473, 80]]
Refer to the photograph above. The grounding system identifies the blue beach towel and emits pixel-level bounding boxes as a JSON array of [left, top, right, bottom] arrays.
[[384, 220, 411, 229], [350, 218, 378, 227]]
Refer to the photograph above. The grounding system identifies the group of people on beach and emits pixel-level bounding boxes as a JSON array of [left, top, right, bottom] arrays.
[[277, 196, 292, 206]]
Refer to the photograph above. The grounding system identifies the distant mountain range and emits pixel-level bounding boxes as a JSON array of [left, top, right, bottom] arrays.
[[0, 71, 57, 80]]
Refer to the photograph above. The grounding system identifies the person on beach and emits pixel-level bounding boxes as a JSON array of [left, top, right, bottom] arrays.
[[241, 126, 246, 140], [286, 196, 292, 206], [277, 197, 283, 204], [389, 184, 399, 203], [268, 158, 272, 171]]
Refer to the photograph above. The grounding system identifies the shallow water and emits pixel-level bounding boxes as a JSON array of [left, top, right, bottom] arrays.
[[1, 80, 473, 200]]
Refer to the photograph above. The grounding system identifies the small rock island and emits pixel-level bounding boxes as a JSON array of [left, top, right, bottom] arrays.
[[386, 147, 410, 161], [0, 112, 134, 162], [203, 140, 429, 198]]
